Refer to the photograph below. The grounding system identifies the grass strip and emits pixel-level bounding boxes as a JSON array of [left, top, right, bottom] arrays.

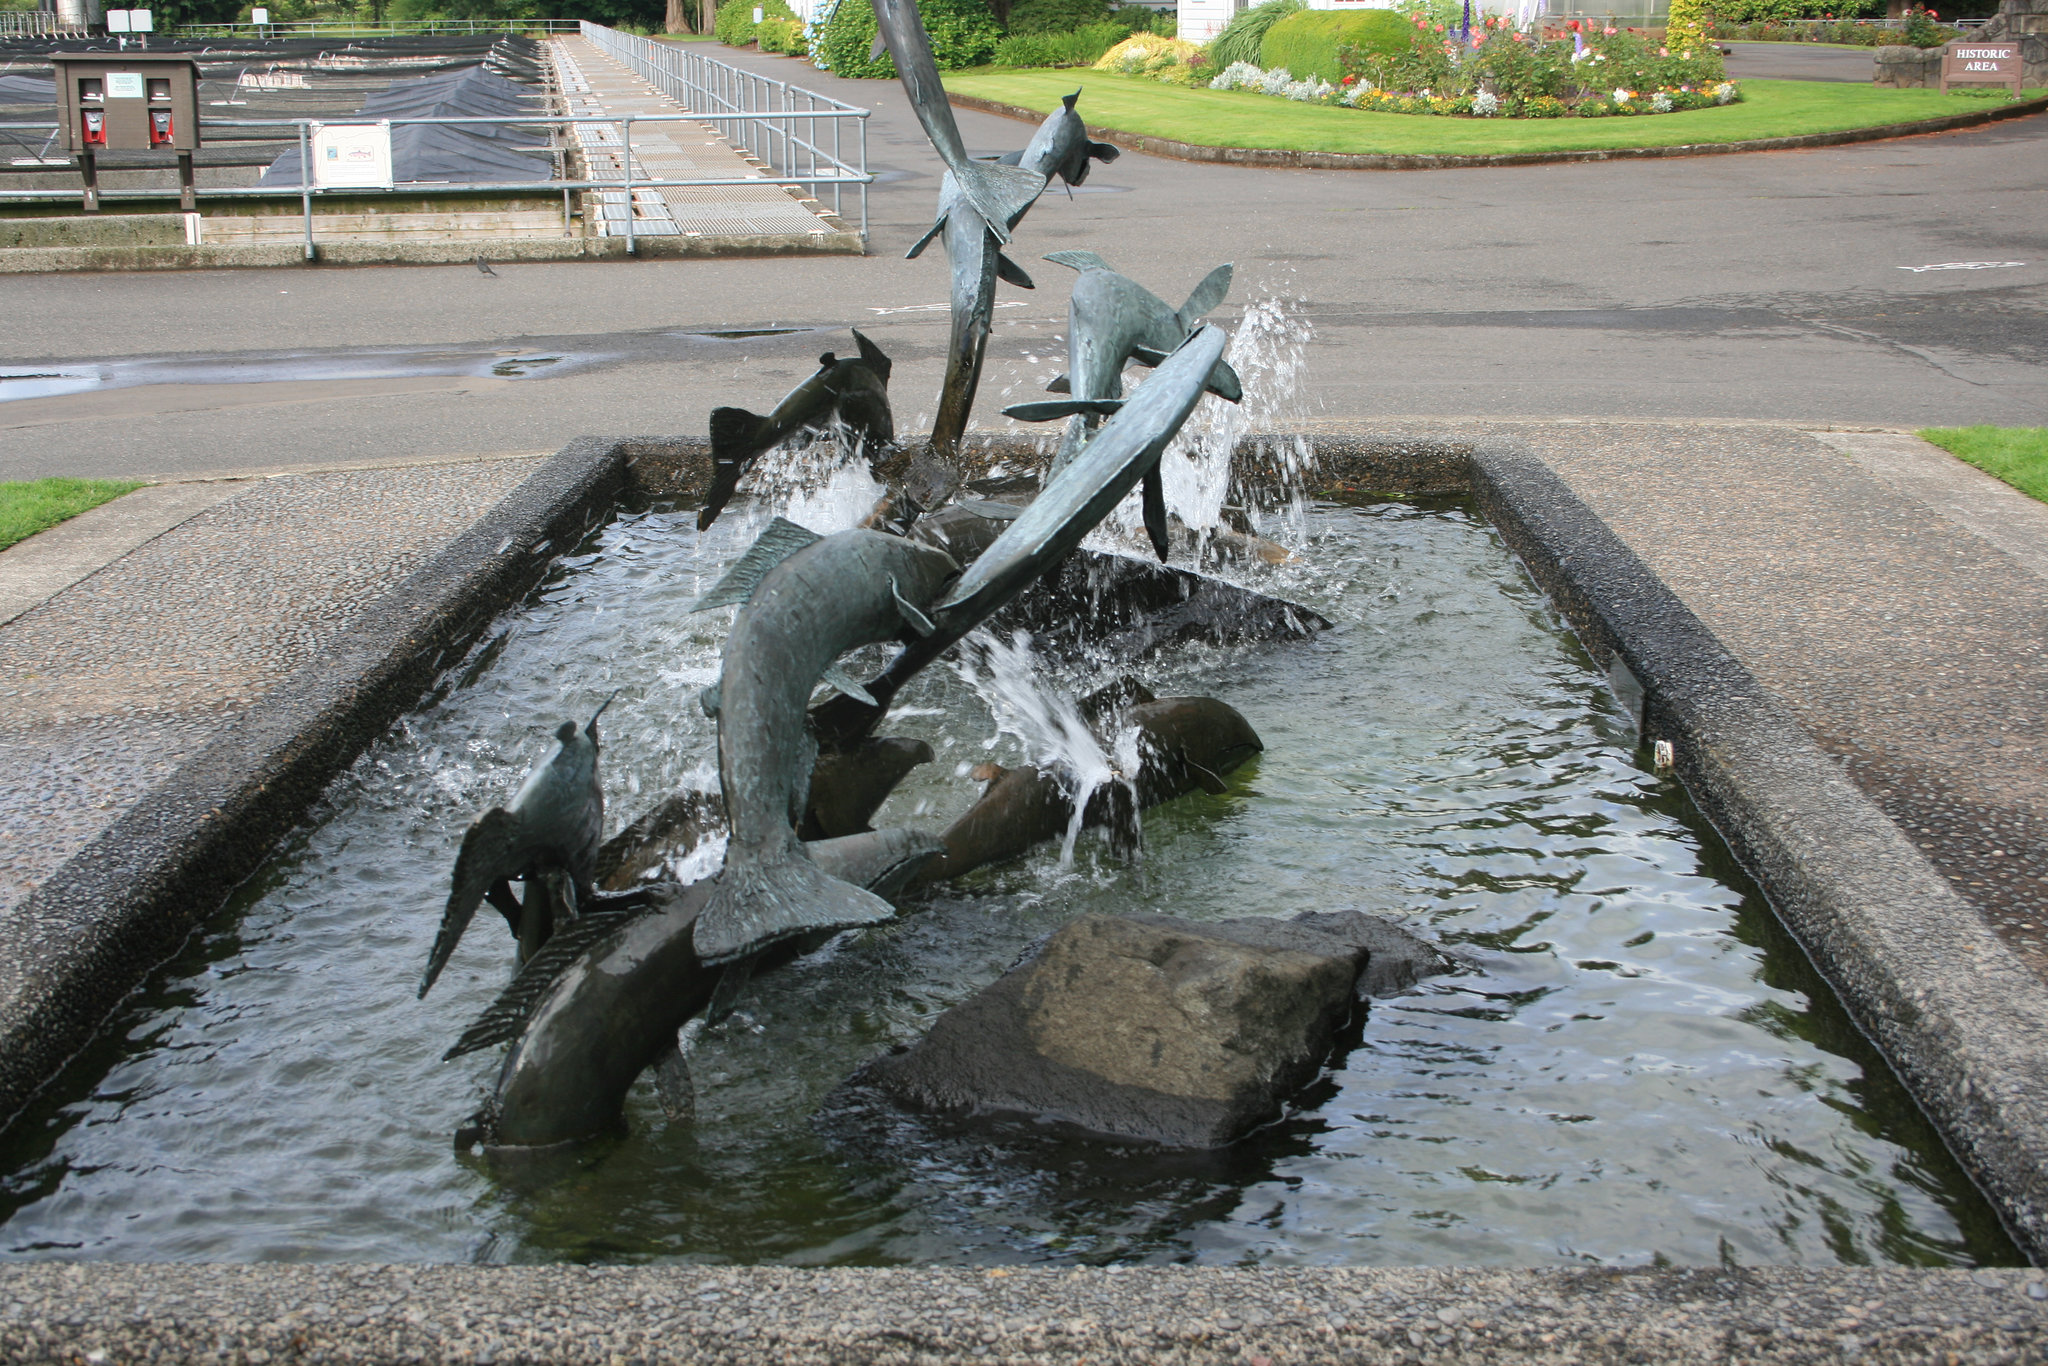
[[942, 72, 2043, 156], [1919, 427, 2048, 505], [0, 478, 144, 552]]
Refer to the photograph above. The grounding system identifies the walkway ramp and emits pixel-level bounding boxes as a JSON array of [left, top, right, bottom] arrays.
[[550, 37, 849, 242]]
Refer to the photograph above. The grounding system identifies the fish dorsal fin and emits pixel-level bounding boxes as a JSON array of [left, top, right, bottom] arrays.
[[1044, 249, 1113, 274], [995, 253, 1035, 290], [1046, 372, 1070, 394], [994, 148, 1023, 165], [817, 351, 838, 369], [1063, 90, 1079, 110], [851, 329, 891, 382], [691, 517, 823, 612], [1178, 263, 1234, 331], [890, 576, 936, 637], [441, 900, 655, 1060], [1128, 345, 1169, 368], [820, 662, 878, 707]]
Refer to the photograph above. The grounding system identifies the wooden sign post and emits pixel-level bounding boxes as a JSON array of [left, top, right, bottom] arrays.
[[1940, 39, 2026, 96]]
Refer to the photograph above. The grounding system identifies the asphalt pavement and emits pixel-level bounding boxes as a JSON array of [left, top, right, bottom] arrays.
[[1, 47, 2043, 480]]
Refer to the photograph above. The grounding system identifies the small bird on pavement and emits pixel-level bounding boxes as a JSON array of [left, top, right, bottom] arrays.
[[475, 254, 498, 277]]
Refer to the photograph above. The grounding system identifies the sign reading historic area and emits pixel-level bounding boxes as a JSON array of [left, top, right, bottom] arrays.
[[1940, 40, 2025, 95]]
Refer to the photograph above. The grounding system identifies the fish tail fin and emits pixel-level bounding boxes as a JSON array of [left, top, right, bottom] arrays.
[[1043, 249, 1113, 274], [953, 157, 1047, 245], [701, 407, 769, 531], [692, 851, 896, 966], [421, 808, 523, 998], [1177, 263, 1234, 332]]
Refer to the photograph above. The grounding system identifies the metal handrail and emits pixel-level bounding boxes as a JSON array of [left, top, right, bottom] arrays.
[[0, 109, 869, 257], [577, 21, 869, 241], [170, 18, 585, 37]]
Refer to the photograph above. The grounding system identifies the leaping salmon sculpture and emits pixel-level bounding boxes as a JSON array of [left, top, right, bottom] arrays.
[[700, 331, 897, 532], [871, 0, 1050, 463], [810, 325, 1233, 748], [994, 90, 1119, 191], [1002, 252, 1243, 559], [689, 517, 960, 965], [419, 695, 614, 998]]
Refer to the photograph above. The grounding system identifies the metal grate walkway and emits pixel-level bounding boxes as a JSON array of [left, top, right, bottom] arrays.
[[549, 37, 839, 240]]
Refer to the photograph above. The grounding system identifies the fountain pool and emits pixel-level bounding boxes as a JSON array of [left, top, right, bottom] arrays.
[[0, 491, 2017, 1268]]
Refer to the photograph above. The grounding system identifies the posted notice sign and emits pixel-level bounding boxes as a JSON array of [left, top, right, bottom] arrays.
[[310, 121, 394, 189], [1940, 40, 2024, 94]]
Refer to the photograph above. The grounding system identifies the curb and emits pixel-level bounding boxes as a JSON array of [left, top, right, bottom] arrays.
[[947, 89, 2048, 169], [0, 229, 864, 274], [0, 442, 626, 1132]]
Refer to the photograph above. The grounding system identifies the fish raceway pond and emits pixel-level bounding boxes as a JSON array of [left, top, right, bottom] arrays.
[[0, 455, 2021, 1271]]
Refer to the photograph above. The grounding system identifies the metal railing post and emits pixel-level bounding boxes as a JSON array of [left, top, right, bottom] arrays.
[[622, 114, 635, 257], [298, 121, 313, 260]]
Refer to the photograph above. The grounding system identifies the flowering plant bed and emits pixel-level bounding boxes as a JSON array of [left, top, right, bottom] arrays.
[[1205, 13, 1738, 118], [943, 69, 2045, 158]]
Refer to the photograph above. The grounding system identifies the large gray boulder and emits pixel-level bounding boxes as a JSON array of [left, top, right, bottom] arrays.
[[860, 910, 1450, 1148]]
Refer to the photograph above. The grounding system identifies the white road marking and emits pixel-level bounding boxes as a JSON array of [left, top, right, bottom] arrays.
[[867, 301, 1028, 315], [1896, 261, 2027, 273]]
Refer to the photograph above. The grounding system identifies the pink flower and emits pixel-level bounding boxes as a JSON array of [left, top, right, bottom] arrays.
[[1603, 25, 1617, 34], [1658, 45, 1668, 54], [1433, 22, 1445, 31]]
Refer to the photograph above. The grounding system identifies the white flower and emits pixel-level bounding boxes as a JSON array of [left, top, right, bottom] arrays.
[[1472, 89, 1499, 115], [1612, 87, 1631, 103], [1210, 60, 1265, 90], [1258, 66, 1295, 96], [1713, 80, 1737, 104], [1651, 90, 1673, 112], [1341, 80, 1373, 105]]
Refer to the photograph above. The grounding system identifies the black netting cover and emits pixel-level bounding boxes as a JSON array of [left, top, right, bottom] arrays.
[[256, 59, 554, 186]]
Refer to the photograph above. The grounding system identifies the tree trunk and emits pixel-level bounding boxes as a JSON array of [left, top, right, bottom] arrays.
[[702, 0, 717, 36], [666, 0, 695, 32]]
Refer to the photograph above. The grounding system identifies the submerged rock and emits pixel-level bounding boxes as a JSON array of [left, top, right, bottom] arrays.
[[860, 910, 1450, 1148]]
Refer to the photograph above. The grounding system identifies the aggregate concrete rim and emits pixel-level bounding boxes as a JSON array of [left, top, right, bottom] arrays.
[[946, 90, 2048, 170], [3, 431, 2047, 1364], [3, 1262, 2048, 1364]]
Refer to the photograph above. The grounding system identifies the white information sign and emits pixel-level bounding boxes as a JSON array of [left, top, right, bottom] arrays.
[[251, 6, 269, 22], [106, 9, 131, 31], [132, 9, 154, 30], [106, 71, 144, 98], [310, 122, 394, 189]]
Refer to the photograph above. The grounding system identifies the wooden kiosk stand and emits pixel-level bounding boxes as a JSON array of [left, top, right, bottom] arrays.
[[50, 53, 202, 212]]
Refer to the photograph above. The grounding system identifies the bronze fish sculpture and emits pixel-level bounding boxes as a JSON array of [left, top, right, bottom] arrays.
[[700, 330, 896, 532]]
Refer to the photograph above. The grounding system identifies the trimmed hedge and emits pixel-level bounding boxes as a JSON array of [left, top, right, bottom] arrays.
[[756, 14, 806, 50], [714, 0, 799, 46], [1260, 8, 1409, 83], [1207, 0, 1301, 68]]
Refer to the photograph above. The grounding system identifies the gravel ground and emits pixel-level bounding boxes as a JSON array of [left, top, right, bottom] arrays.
[[4, 1262, 2048, 1364], [0, 458, 539, 917]]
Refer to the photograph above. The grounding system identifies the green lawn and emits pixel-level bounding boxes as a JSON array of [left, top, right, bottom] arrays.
[[0, 478, 142, 552], [1919, 427, 2048, 504], [942, 72, 2042, 156]]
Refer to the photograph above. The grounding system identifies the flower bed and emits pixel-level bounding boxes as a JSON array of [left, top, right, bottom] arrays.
[[1208, 13, 1737, 118]]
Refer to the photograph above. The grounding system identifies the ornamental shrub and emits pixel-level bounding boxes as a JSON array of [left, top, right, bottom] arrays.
[[1259, 8, 1409, 84], [1663, 0, 1710, 56], [814, 0, 1000, 75], [1093, 32, 1203, 75], [993, 20, 1128, 65], [1207, 0, 1302, 68], [1005, 0, 1112, 32], [716, 0, 799, 46], [760, 15, 808, 49]]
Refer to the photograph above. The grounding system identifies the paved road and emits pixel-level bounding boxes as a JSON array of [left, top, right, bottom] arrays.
[[2, 48, 2043, 480]]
